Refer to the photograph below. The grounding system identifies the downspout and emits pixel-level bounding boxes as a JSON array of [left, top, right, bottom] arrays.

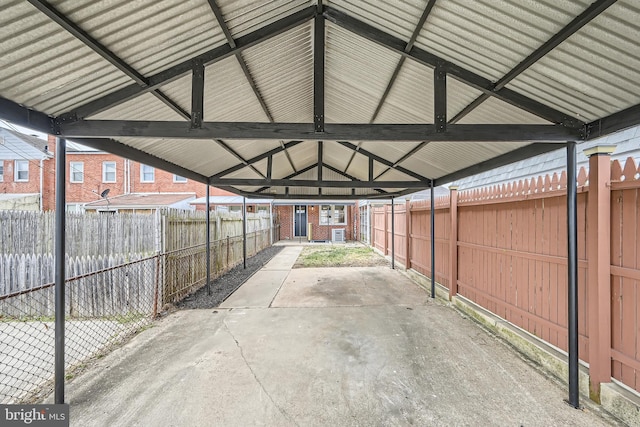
[[39, 158, 44, 211]]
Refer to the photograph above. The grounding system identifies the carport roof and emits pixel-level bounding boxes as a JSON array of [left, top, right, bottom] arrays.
[[2, 0, 639, 199]]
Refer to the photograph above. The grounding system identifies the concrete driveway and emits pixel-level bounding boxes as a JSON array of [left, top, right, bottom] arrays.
[[64, 246, 616, 426]]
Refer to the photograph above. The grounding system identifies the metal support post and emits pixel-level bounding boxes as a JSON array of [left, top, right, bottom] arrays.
[[391, 197, 395, 269], [567, 141, 579, 408], [431, 181, 436, 298], [243, 197, 247, 269], [206, 185, 211, 295], [54, 137, 66, 404]]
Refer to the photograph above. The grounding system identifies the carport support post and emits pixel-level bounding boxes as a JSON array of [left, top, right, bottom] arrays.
[[391, 197, 395, 269], [448, 186, 458, 300], [585, 145, 615, 403], [430, 181, 435, 298], [243, 197, 247, 269], [567, 141, 579, 408], [54, 137, 66, 404], [206, 185, 211, 295]]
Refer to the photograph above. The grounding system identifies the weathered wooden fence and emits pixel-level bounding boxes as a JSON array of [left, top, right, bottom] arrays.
[[0, 208, 275, 404], [0, 211, 158, 256], [0, 209, 274, 314], [369, 154, 640, 398]]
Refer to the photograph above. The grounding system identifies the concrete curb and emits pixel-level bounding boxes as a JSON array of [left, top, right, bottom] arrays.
[[401, 268, 640, 426]]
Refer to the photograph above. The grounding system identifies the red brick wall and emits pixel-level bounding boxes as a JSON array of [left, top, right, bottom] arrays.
[[0, 159, 45, 194], [274, 205, 355, 241], [41, 135, 233, 210]]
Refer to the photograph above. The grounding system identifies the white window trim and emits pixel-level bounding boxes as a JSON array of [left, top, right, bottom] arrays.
[[173, 174, 187, 183], [102, 161, 116, 183], [70, 162, 84, 183], [140, 164, 155, 183], [0, 161, 4, 182], [319, 204, 347, 226], [14, 160, 29, 182]]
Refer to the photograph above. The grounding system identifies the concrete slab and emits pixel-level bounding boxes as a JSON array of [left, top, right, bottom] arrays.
[[272, 267, 429, 307], [219, 270, 289, 308], [262, 246, 302, 270], [65, 305, 614, 427], [60, 247, 618, 426]]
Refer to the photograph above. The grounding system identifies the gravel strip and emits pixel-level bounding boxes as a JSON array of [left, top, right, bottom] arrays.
[[177, 245, 285, 309]]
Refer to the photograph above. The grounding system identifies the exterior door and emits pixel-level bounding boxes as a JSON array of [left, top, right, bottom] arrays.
[[294, 205, 307, 237]]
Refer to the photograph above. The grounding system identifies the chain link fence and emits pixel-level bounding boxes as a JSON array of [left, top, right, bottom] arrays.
[[0, 227, 274, 404], [0, 254, 158, 403]]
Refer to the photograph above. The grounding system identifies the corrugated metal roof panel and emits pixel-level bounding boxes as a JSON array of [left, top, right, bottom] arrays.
[[271, 151, 296, 179], [118, 137, 239, 177], [51, 0, 226, 76], [242, 22, 314, 122], [88, 93, 185, 121], [322, 167, 351, 181], [0, 1, 131, 115], [325, 23, 401, 123], [374, 60, 433, 124], [375, 168, 418, 182], [159, 57, 269, 122], [345, 152, 371, 181], [285, 141, 317, 171], [292, 167, 317, 180], [447, 77, 484, 119], [508, 1, 640, 122], [414, 0, 591, 82], [326, 0, 429, 42], [400, 141, 530, 180], [323, 143, 358, 172], [217, 0, 313, 39], [360, 141, 424, 166], [224, 140, 282, 161], [458, 97, 551, 125]]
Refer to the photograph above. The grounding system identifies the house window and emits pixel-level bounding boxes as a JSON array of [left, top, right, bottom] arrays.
[[15, 160, 29, 182], [141, 164, 155, 182], [0, 162, 3, 182], [319, 204, 347, 225], [103, 161, 116, 183], [173, 174, 187, 183], [70, 162, 84, 183]]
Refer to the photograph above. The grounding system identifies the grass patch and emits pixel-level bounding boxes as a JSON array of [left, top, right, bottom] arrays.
[[294, 245, 388, 268]]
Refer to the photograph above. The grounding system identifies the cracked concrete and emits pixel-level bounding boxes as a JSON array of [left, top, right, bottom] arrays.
[[61, 247, 618, 426], [222, 319, 298, 426]]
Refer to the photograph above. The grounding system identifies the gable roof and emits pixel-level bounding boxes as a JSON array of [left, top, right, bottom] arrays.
[[0, 128, 51, 160], [84, 192, 196, 210], [2, 1, 639, 199]]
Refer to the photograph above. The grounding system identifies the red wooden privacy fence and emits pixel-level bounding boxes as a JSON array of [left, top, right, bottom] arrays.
[[369, 151, 640, 400]]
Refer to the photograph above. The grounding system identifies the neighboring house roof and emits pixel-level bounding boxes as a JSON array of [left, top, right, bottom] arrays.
[[449, 126, 640, 192], [271, 199, 356, 206], [84, 193, 196, 210], [408, 125, 640, 199], [0, 128, 51, 160], [190, 196, 273, 206]]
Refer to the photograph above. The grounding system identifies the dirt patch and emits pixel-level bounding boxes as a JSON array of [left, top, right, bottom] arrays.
[[293, 245, 388, 268]]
